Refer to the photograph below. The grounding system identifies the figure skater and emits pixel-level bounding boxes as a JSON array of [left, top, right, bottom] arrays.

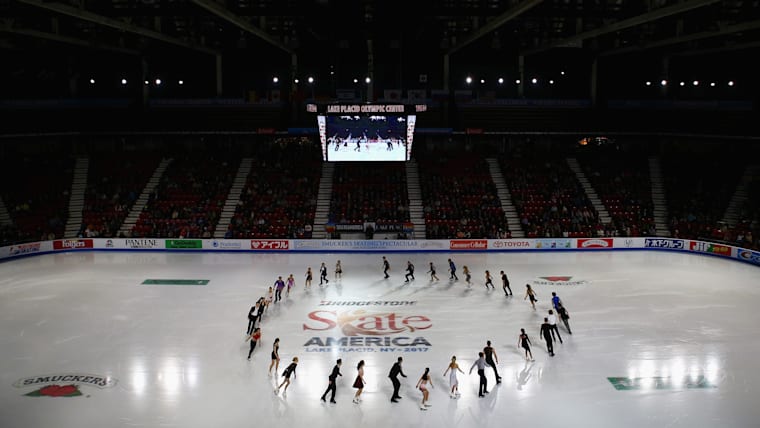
[[557, 303, 572, 334], [266, 285, 274, 306], [305, 267, 313, 288], [268, 337, 280, 376], [286, 274, 295, 296], [247, 327, 261, 360], [463, 266, 472, 287], [335, 260, 342, 279], [416, 368, 434, 410], [427, 262, 439, 281], [321, 358, 342, 403], [352, 360, 366, 404], [547, 309, 563, 343], [485, 270, 494, 289], [382, 257, 390, 279], [405, 261, 415, 282], [448, 259, 458, 280], [443, 356, 464, 398], [501, 270, 513, 296], [540, 318, 555, 356], [518, 328, 534, 361], [275, 357, 298, 394], [319, 262, 329, 285], [525, 284, 537, 309]]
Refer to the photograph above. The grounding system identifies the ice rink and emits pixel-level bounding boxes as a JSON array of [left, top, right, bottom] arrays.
[[1, 249, 760, 428]]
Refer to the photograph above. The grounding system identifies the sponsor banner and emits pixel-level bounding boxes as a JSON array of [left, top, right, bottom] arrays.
[[53, 239, 94, 250], [532, 276, 589, 286], [616, 238, 645, 248], [8, 242, 42, 256], [250, 240, 290, 250], [644, 238, 685, 249], [689, 241, 731, 257], [577, 238, 613, 249], [736, 249, 760, 265], [124, 239, 161, 249], [535, 239, 574, 249], [303, 303, 432, 352], [165, 239, 203, 249], [14, 373, 118, 397], [207, 240, 244, 250], [490, 240, 531, 249], [293, 240, 423, 251], [450, 240, 488, 250]]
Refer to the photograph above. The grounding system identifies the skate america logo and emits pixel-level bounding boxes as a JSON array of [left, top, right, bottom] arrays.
[[532, 276, 588, 286], [13, 373, 117, 397], [303, 309, 432, 352]]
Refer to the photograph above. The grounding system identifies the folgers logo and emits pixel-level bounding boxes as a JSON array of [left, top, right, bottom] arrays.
[[577, 238, 613, 248], [689, 241, 731, 256], [250, 240, 289, 250], [52, 239, 94, 250], [492, 240, 530, 248], [450, 239, 488, 250], [14, 373, 117, 397]]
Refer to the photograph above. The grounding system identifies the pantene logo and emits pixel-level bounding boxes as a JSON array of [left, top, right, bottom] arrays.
[[303, 310, 431, 336], [450, 240, 488, 250]]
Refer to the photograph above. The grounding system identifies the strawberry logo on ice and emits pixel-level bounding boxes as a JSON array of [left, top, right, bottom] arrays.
[[26, 384, 82, 397]]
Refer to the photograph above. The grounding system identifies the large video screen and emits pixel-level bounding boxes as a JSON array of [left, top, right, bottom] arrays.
[[318, 114, 415, 161]]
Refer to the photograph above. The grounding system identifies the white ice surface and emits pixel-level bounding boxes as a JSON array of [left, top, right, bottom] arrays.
[[1, 250, 759, 428]]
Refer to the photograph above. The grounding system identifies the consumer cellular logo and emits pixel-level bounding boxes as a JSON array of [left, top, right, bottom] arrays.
[[450, 240, 487, 250]]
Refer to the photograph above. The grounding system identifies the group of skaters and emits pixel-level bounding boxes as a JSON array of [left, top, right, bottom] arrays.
[[244, 256, 574, 408]]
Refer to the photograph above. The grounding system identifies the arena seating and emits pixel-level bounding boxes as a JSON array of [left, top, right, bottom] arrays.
[[81, 155, 161, 238], [418, 154, 508, 239], [226, 138, 321, 239], [500, 154, 602, 238], [1, 156, 73, 242], [577, 151, 656, 237], [328, 162, 410, 231], [130, 155, 235, 238]]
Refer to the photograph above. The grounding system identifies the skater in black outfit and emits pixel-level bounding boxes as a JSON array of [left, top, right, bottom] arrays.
[[427, 262, 439, 281], [276, 357, 298, 394], [518, 328, 534, 361], [557, 303, 572, 334], [388, 356, 408, 402], [382, 256, 390, 279], [405, 261, 415, 282], [484, 270, 494, 289], [319, 262, 329, 285], [500, 270, 513, 296], [246, 302, 260, 335], [483, 340, 502, 384], [320, 359, 343, 403], [540, 318, 555, 356]]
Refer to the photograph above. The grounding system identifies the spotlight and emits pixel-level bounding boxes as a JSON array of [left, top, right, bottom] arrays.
[[308, 76, 314, 83], [178, 80, 184, 85], [728, 81, 735, 86], [498, 78, 504, 84], [294, 79, 300, 84], [121, 79, 127, 85], [155, 79, 161, 85], [531, 78, 538, 84], [693, 80, 699, 86], [679, 81, 685, 86], [660, 79, 667, 86], [549, 80, 554, 85], [515, 79, 521, 84], [465, 76, 472, 84], [560, 71, 565, 76], [710, 82, 716, 87], [144, 80, 149, 85], [353, 78, 358, 83], [365, 77, 371, 84], [645, 81, 651, 86], [480, 79, 485, 84], [272, 77, 279, 83], [89, 78, 95, 84]]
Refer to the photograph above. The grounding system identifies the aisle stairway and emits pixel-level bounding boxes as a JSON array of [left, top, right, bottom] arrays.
[[311, 163, 334, 239], [405, 160, 426, 239], [118, 158, 173, 237], [485, 158, 524, 238], [63, 158, 89, 238], [566, 158, 612, 226], [213, 158, 253, 238], [648, 156, 670, 236], [723, 164, 760, 227]]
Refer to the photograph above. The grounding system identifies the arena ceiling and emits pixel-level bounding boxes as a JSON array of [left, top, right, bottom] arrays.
[[1, 0, 759, 90]]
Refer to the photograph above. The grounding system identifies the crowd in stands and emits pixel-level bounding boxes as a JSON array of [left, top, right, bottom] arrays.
[[130, 154, 235, 238], [329, 162, 410, 228], [418, 154, 508, 239], [578, 149, 657, 237], [79, 155, 161, 238], [226, 137, 321, 239], [1, 138, 758, 250], [1, 156, 72, 243], [501, 153, 602, 238]]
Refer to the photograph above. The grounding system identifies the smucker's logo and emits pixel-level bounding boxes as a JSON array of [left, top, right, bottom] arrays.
[[13, 373, 117, 398]]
